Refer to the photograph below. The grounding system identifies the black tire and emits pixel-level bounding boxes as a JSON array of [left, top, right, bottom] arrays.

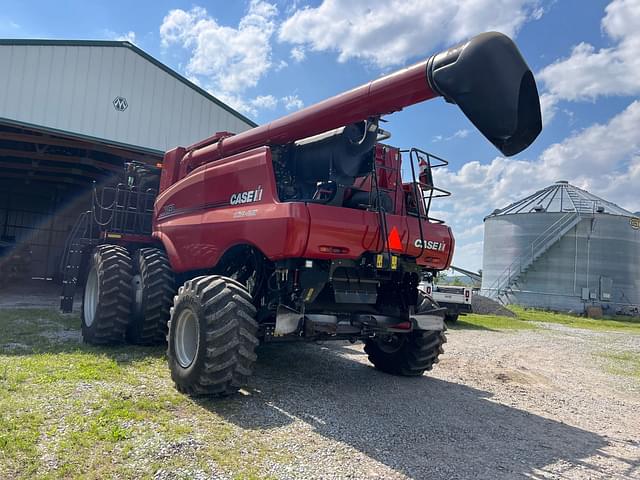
[[127, 248, 175, 345], [167, 275, 259, 397], [81, 245, 133, 345], [445, 313, 459, 323], [365, 291, 446, 376]]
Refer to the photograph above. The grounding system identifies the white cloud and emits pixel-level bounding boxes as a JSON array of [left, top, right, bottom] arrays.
[[433, 129, 470, 142], [215, 93, 304, 117], [290, 46, 306, 62], [274, 59, 289, 71], [435, 100, 640, 270], [116, 31, 136, 43], [279, 0, 542, 67], [539, 92, 558, 125], [251, 95, 278, 110], [538, 0, 640, 104], [283, 94, 304, 111], [160, 1, 278, 107], [104, 29, 137, 43]]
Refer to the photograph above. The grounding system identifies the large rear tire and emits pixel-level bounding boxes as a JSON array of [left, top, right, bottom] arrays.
[[365, 291, 446, 376], [127, 248, 175, 345], [81, 245, 133, 345], [167, 275, 259, 397]]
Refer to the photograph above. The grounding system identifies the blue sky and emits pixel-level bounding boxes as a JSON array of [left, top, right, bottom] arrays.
[[2, 0, 639, 270]]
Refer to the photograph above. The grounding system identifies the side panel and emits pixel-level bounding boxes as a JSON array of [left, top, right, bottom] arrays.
[[304, 204, 400, 259], [406, 217, 454, 270], [303, 204, 452, 269], [154, 147, 309, 272]]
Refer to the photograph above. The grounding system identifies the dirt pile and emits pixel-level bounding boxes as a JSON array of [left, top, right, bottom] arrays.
[[471, 294, 516, 317]]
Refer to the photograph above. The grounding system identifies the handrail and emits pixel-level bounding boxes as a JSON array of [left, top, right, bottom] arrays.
[[485, 211, 582, 297]]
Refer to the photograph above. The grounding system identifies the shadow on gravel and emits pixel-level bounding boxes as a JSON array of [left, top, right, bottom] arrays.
[[446, 319, 496, 331], [200, 342, 613, 480]]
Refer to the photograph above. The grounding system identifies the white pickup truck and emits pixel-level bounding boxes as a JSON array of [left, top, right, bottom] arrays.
[[420, 283, 473, 323]]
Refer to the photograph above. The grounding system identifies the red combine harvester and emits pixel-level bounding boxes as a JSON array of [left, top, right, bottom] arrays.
[[61, 32, 541, 396]]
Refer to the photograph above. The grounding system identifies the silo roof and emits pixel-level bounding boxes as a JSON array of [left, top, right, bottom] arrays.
[[487, 180, 634, 217]]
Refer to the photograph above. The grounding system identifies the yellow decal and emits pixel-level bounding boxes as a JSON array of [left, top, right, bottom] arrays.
[[305, 288, 314, 302], [391, 256, 398, 270], [106, 233, 122, 239], [376, 254, 384, 268], [631, 218, 640, 230]]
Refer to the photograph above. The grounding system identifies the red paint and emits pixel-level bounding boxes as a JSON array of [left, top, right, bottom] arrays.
[[177, 59, 438, 183], [159, 147, 185, 193], [153, 48, 456, 274], [154, 146, 453, 273]]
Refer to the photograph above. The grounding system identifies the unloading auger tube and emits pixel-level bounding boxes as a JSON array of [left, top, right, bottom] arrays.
[[184, 31, 542, 172]]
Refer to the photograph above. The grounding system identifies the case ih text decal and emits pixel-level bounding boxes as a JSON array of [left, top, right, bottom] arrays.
[[414, 239, 446, 252], [230, 186, 263, 205]]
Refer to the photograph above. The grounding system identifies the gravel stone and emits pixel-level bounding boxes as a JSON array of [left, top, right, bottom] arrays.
[[210, 325, 639, 479]]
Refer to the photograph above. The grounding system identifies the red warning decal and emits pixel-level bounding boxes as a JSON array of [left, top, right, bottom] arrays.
[[387, 226, 403, 251]]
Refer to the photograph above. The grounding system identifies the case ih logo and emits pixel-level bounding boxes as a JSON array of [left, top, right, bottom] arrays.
[[113, 96, 128, 111], [230, 186, 263, 205], [414, 239, 446, 252]]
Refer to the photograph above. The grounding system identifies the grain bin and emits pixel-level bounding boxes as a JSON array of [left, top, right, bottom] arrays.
[[481, 181, 640, 314]]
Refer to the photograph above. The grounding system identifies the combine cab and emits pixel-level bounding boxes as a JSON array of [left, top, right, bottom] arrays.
[[61, 32, 542, 396]]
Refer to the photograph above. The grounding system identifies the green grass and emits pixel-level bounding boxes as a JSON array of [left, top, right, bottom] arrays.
[[451, 313, 537, 331], [0, 309, 289, 479], [510, 305, 640, 333], [451, 306, 640, 333], [597, 351, 640, 380], [2, 306, 638, 477]]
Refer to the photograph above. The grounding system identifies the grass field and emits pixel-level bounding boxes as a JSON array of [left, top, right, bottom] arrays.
[[451, 313, 536, 331], [509, 305, 640, 333], [0, 309, 289, 479], [597, 350, 640, 380], [456, 306, 640, 334], [1, 306, 639, 478]]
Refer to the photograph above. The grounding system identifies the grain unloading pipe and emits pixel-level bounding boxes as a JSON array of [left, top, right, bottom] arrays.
[[186, 31, 541, 170]]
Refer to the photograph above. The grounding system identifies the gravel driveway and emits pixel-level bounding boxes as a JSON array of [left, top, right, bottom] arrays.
[[200, 324, 640, 480]]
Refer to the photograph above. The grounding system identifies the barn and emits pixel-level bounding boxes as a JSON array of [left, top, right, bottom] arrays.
[[0, 39, 255, 286]]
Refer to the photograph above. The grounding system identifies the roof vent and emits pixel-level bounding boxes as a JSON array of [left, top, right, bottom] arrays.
[[596, 205, 605, 213], [533, 204, 545, 212], [556, 180, 569, 184]]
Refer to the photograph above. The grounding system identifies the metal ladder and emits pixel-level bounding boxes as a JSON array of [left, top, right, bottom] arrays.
[[370, 147, 401, 256], [59, 212, 97, 312]]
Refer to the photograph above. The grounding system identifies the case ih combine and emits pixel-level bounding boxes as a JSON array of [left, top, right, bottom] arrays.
[[61, 32, 541, 396]]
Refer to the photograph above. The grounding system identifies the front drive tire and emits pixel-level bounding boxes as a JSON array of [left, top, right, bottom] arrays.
[[167, 275, 259, 397], [81, 245, 133, 345], [127, 248, 175, 345], [365, 291, 446, 376]]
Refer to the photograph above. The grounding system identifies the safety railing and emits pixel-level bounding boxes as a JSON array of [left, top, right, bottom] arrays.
[[485, 211, 582, 299]]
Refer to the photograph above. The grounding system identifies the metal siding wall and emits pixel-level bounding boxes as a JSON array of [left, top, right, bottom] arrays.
[[482, 213, 640, 311], [0, 44, 253, 152], [481, 213, 565, 291]]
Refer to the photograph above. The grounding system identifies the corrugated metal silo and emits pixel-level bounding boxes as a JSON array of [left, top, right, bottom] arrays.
[[481, 181, 640, 313]]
